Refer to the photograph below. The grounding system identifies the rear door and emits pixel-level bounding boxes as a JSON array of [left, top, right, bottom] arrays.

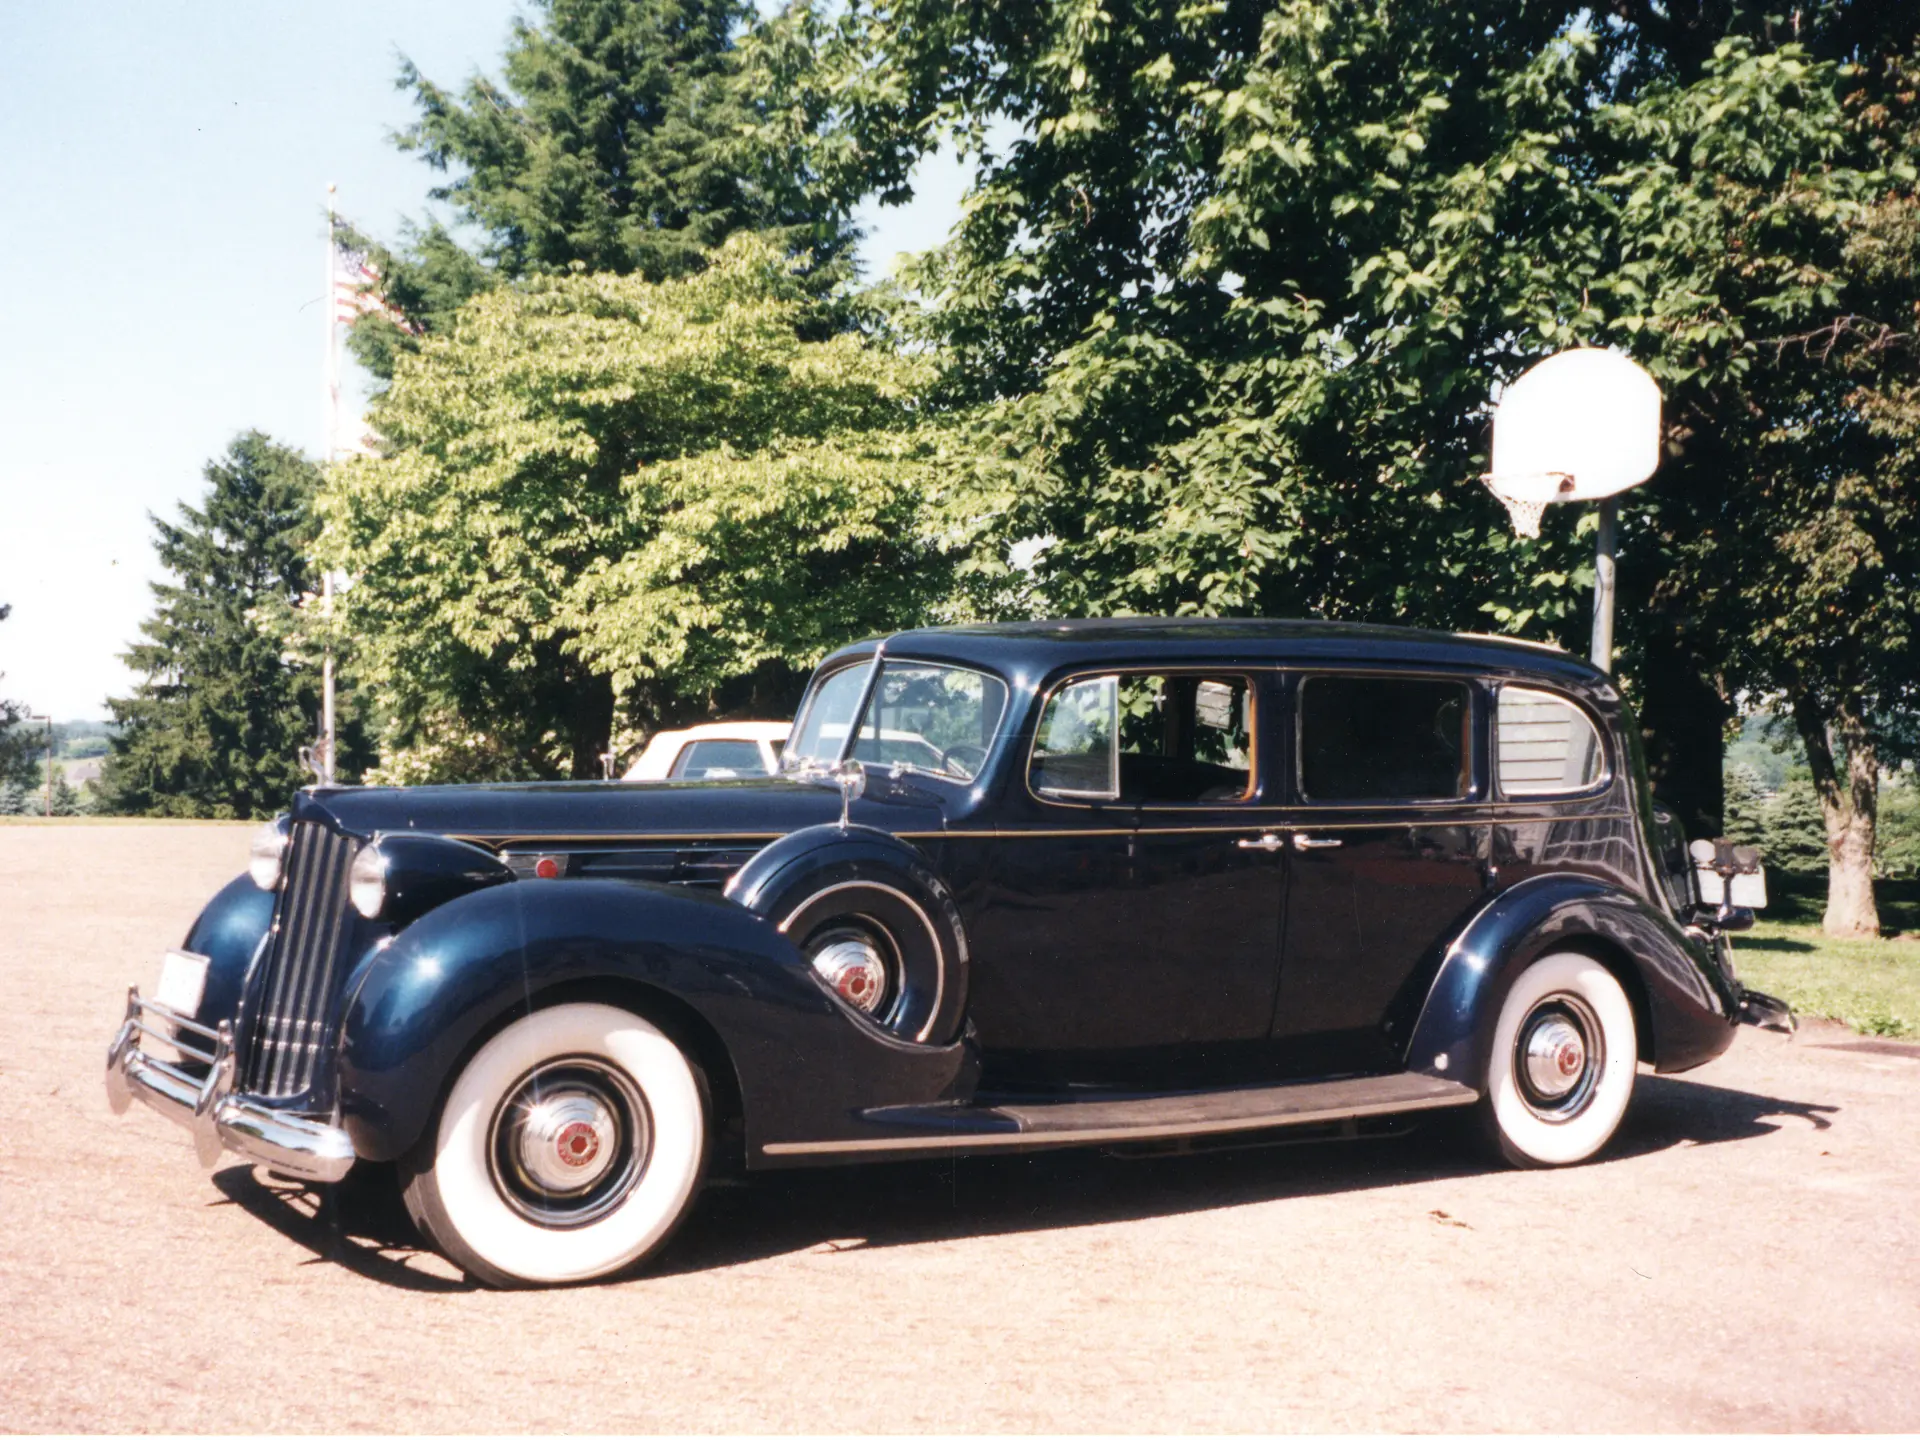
[[1271, 671, 1493, 1075], [963, 668, 1287, 1088]]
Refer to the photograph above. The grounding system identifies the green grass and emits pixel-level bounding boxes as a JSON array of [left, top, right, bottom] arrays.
[[1731, 875, 1920, 1038]]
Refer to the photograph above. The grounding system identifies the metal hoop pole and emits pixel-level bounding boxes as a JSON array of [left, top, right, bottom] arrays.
[[1590, 498, 1618, 671]]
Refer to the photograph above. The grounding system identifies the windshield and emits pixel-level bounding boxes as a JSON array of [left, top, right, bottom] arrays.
[[785, 660, 1009, 783]]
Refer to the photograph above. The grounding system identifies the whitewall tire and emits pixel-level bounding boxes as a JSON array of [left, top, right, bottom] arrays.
[[1484, 953, 1637, 1168], [402, 1003, 707, 1287]]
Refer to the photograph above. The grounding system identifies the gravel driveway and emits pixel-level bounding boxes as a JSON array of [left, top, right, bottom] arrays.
[[3, 821, 1917, 1432]]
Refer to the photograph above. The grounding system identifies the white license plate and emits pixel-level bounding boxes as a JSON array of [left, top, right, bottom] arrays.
[[152, 949, 209, 1017]]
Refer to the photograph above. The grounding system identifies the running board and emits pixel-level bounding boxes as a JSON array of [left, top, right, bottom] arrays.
[[761, 1071, 1478, 1157]]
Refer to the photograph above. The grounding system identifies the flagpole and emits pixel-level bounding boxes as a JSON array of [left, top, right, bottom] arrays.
[[321, 183, 338, 786]]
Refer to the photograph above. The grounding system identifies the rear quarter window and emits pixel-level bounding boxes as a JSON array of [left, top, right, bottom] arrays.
[[1496, 686, 1606, 796]]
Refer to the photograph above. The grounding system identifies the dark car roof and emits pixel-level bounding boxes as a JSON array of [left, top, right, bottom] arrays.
[[823, 617, 1611, 698]]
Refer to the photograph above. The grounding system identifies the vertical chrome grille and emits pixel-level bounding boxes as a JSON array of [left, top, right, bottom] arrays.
[[244, 822, 358, 1098]]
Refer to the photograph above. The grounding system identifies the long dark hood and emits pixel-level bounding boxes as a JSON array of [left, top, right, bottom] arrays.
[[293, 774, 948, 848]]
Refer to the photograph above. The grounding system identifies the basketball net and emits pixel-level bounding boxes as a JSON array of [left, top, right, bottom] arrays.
[[1499, 493, 1548, 538], [1482, 472, 1573, 540]]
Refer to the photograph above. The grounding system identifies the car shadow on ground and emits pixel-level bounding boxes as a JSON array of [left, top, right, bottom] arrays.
[[211, 1163, 478, 1293], [213, 1071, 1838, 1291]]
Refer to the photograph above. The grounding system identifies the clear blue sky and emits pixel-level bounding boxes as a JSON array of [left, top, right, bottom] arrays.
[[0, 2, 964, 721]]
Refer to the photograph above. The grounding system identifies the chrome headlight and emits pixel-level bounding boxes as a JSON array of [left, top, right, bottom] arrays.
[[348, 842, 388, 919], [248, 821, 288, 890]]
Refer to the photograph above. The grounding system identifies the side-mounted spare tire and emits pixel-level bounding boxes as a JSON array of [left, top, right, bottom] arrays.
[[727, 824, 969, 1046]]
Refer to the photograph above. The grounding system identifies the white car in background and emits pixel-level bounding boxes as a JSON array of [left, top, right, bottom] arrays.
[[622, 721, 790, 781]]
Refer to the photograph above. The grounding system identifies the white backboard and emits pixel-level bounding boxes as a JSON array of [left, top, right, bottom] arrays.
[[1488, 349, 1662, 503]]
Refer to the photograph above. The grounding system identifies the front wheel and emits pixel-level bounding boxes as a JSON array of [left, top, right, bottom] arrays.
[[402, 1003, 707, 1287], [1483, 953, 1637, 1168]]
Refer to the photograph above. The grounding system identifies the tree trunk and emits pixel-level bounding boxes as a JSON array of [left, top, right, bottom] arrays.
[[1795, 702, 1880, 939], [568, 668, 616, 781]]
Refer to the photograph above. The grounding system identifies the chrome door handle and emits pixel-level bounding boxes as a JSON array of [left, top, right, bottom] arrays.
[[1236, 833, 1286, 852], [1292, 833, 1344, 851]]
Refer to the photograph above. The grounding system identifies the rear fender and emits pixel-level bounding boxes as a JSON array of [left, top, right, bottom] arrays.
[[334, 876, 969, 1164], [1405, 874, 1738, 1086]]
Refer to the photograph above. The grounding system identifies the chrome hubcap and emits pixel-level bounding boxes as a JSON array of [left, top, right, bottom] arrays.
[[488, 1059, 651, 1228], [807, 927, 895, 1017], [1514, 996, 1603, 1122], [1523, 1018, 1587, 1100]]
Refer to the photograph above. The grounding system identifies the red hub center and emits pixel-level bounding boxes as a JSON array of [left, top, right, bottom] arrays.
[[1557, 1044, 1582, 1077], [555, 1119, 600, 1168]]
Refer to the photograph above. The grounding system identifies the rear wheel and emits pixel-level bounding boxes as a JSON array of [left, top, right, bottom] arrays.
[[1483, 953, 1637, 1168], [401, 1003, 707, 1287]]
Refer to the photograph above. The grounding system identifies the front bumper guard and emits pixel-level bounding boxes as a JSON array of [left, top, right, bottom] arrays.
[[105, 988, 356, 1184], [1736, 987, 1797, 1035]]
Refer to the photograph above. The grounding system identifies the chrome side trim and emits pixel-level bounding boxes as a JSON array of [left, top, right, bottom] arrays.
[[107, 987, 356, 1184], [761, 1085, 1478, 1156]]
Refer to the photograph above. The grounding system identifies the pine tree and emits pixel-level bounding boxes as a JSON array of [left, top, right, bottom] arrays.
[[0, 782, 27, 816], [48, 772, 80, 817], [0, 603, 43, 788], [349, 0, 855, 377], [1759, 770, 1831, 877], [1722, 763, 1767, 849], [97, 433, 365, 819]]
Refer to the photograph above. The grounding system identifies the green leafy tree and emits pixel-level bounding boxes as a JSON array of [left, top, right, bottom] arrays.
[[319, 237, 958, 782], [348, 0, 856, 378], [97, 434, 368, 819], [817, 0, 1920, 932], [1609, 43, 1920, 934]]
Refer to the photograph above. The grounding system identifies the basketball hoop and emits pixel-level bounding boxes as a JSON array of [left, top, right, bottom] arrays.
[[1483, 349, 1661, 539], [1479, 348, 1664, 671]]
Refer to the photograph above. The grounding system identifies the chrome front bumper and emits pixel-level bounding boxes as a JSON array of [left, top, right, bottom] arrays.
[[105, 987, 356, 1184]]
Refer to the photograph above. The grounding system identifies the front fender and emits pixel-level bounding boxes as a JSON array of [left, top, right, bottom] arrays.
[[1405, 874, 1738, 1086], [181, 873, 275, 1029], [334, 876, 969, 1164]]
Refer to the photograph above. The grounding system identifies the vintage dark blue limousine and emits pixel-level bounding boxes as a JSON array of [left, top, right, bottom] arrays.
[[108, 619, 1790, 1286]]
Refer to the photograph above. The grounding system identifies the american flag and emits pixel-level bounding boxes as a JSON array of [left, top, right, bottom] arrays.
[[332, 239, 416, 331]]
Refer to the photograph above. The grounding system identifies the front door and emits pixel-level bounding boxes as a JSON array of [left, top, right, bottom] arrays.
[[1272, 672, 1492, 1074], [963, 670, 1287, 1089]]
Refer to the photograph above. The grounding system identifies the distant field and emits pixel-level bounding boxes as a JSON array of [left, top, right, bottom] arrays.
[[1732, 876, 1920, 1037]]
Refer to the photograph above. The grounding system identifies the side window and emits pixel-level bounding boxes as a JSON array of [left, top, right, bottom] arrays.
[[1030, 676, 1119, 800], [1497, 686, 1604, 796], [1116, 674, 1254, 803], [671, 739, 766, 778], [1299, 675, 1472, 802]]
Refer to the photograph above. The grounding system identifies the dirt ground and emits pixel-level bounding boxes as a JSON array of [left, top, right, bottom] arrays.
[[3, 821, 1918, 1433]]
